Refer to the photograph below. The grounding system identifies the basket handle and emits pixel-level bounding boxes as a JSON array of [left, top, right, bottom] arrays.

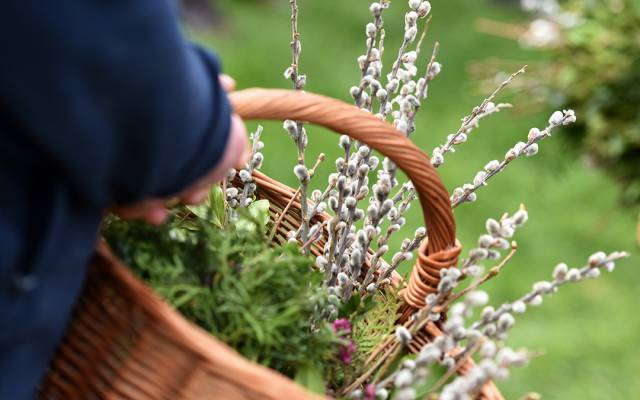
[[229, 88, 460, 308]]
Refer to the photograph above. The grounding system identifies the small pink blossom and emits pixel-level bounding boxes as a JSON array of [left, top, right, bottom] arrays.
[[331, 318, 352, 334], [333, 318, 356, 365], [338, 341, 357, 365], [364, 384, 376, 400]]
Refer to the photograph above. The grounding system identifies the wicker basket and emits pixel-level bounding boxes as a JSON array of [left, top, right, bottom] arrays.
[[39, 89, 503, 399]]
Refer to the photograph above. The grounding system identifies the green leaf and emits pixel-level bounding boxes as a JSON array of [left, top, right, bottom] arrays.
[[248, 199, 270, 229], [242, 310, 266, 344], [209, 185, 226, 227], [294, 364, 325, 394], [166, 285, 204, 308], [185, 185, 225, 228], [185, 204, 209, 220], [234, 199, 271, 235], [235, 218, 257, 235]]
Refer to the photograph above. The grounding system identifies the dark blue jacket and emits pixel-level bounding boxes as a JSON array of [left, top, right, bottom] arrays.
[[0, 1, 231, 398]]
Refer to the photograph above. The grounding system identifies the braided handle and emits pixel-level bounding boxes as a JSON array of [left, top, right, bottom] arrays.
[[229, 88, 459, 307]]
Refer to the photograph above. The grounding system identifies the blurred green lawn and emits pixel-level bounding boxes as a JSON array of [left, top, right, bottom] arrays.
[[192, 0, 639, 398]]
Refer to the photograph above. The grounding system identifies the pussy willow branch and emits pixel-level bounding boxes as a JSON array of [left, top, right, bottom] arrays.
[[373, 199, 422, 287], [445, 66, 525, 154], [389, 16, 418, 79], [288, 0, 303, 92], [269, 153, 325, 241], [347, 210, 526, 391], [286, 0, 313, 246], [414, 15, 431, 58], [431, 66, 524, 168], [239, 126, 264, 205], [451, 110, 575, 207], [338, 2, 434, 298], [468, 251, 629, 334], [352, 1, 388, 109], [406, 40, 438, 136], [359, 7, 433, 286], [437, 243, 518, 313], [426, 339, 484, 396], [300, 220, 328, 252], [307, 183, 333, 221]]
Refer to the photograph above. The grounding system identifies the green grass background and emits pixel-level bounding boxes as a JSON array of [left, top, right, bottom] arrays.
[[191, 0, 639, 398]]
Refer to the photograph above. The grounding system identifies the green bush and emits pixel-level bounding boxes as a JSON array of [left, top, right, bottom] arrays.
[[102, 191, 338, 378], [528, 0, 640, 204]]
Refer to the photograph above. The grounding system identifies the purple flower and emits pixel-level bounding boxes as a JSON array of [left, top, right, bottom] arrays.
[[339, 340, 357, 365], [332, 318, 352, 334], [364, 384, 376, 400], [332, 318, 356, 365]]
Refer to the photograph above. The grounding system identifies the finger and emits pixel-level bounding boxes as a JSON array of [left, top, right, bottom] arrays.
[[181, 186, 210, 205], [178, 114, 249, 204], [203, 114, 249, 182], [219, 74, 236, 92], [233, 116, 252, 170], [113, 199, 168, 224], [144, 207, 169, 226]]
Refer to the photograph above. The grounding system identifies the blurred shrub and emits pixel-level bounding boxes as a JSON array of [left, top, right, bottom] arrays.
[[476, 0, 640, 204], [546, 0, 640, 205]]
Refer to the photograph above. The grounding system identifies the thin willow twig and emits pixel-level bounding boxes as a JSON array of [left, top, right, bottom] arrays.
[[268, 153, 325, 240], [424, 339, 483, 398], [437, 242, 518, 311]]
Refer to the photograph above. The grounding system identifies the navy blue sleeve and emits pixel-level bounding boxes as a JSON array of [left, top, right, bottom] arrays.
[[0, 0, 231, 208]]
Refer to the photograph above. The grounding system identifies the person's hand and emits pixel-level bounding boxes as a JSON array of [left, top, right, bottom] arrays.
[[112, 75, 249, 225], [178, 113, 249, 203]]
